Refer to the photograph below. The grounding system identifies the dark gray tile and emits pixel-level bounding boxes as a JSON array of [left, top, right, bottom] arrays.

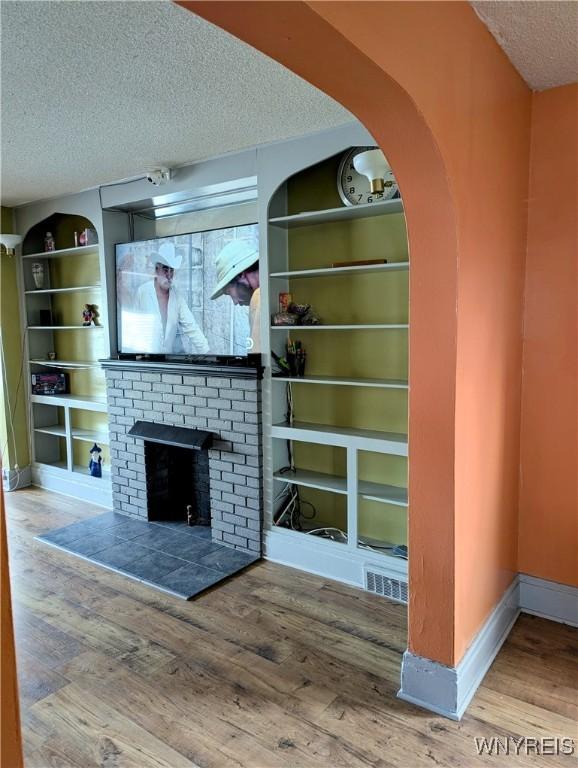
[[129, 527, 184, 551], [155, 563, 225, 598], [91, 541, 152, 570], [197, 546, 258, 575], [164, 537, 219, 563], [40, 524, 88, 547], [127, 549, 186, 581], [64, 532, 126, 557], [107, 519, 152, 540], [186, 526, 213, 539], [77, 512, 127, 532]]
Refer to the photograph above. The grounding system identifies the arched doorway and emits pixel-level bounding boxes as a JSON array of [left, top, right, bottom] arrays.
[[178, 0, 460, 670]]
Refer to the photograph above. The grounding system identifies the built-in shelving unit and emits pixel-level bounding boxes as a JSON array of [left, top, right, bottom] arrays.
[[19, 211, 112, 507], [265, 144, 409, 591]]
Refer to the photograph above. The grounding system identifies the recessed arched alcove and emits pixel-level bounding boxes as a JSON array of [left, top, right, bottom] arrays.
[[21, 212, 97, 256], [20, 210, 109, 500], [266, 148, 411, 590], [179, 0, 460, 668]]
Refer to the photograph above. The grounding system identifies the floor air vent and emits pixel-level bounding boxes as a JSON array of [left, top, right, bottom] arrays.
[[365, 569, 408, 604]]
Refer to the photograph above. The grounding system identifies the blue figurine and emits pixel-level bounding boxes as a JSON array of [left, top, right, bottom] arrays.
[[89, 443, 102, 478]]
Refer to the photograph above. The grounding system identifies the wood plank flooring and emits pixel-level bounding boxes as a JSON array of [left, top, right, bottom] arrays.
[[5, 487, 577, 767]]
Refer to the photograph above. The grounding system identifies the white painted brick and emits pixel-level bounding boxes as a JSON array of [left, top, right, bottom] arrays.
[[195, 387, 218, 398], [223, 533, 247, 548], [162, 374, 183, 385]]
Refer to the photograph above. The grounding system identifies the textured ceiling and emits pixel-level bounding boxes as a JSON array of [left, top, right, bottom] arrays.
[[472, 1, 578, 90], [3, 2, 577, 208], [0, 1, 352, 206]]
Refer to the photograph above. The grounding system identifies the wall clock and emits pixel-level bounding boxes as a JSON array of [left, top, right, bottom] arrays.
[[337, 146, 399, 206]]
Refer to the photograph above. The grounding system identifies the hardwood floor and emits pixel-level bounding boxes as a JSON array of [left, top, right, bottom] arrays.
[[5, 488, 577, 767]]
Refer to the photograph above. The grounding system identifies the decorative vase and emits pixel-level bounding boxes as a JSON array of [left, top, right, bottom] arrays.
[[31, 262, 44, 289]]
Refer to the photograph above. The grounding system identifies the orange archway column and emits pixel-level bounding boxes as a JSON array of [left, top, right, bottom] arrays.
[[178, 0, 460, 666]]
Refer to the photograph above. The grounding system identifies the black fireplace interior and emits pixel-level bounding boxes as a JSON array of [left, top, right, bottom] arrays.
[[144, 441, 211, 526]]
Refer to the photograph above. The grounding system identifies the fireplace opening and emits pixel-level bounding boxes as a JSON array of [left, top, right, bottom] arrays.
[[144, 441, 211, 526]]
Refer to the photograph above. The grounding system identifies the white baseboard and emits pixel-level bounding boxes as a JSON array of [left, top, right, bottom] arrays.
[[519, 573, 578, 626], [31, 463, 112, 508], [398, 577, 520, 720], [2, 465, 32, 491], [264, 526, 408, 589]]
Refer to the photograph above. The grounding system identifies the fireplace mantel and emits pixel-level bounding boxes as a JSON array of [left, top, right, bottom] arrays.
[[100, 357, 263, 380], [128, 421, 212, 451]]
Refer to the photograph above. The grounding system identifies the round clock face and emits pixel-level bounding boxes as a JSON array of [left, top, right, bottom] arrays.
[[337, 146, 399, 206]]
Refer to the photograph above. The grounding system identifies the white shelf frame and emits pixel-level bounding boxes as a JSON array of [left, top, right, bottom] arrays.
[[271, 324, 408, 331], [270, 261, 409, 279], [25, 284, 101, 295], [31, 393, 108, 412], [272, 375, 408, 389], [30, 359, 101, 369], [22, 244, 99, 260], [27, 325, 104, 331], [268, 198, 404, 228]]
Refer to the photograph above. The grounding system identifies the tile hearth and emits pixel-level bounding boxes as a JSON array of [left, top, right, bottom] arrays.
[[36, 511, 258, 599]]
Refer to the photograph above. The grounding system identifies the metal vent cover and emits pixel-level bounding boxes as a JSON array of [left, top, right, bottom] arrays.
[[365, 569, 408, 604]]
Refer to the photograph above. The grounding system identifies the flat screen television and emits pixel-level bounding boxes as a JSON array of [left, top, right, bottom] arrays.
[[115, 224, 259, 359]]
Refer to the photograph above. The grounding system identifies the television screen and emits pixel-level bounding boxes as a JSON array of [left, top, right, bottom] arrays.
[[116, 224, 259, 357]]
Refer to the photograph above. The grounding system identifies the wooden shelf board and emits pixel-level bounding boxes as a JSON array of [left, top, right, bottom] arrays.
[[30, 359, 100, 369], [268, 198, 403, 228], [359, 481, 408, 507], [270, 261, 409, 279], [273, 468, 347, 495], [272, 374, 408, 389], [273, 469, 408, 507], [31, 394, 108, 412], [22, 244, 99, 259], [34, 459, 111, 480], [271, 323, 408, 331], [34, 426, 66, 438], [272, 420, 408, 455], [71, 430, 109, 445], [27, 325, 104, 331], [25, 284, 101, 295]]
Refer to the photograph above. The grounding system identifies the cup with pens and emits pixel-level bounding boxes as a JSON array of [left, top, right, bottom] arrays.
[[286, 339, 306, 377]]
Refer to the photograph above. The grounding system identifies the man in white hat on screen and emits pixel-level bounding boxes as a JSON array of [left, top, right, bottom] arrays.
[[136, 241, 209, 354], [211, 239, 260, 352]]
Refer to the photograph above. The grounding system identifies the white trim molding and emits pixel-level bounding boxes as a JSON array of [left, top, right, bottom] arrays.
[[398, 577, 520, 720], [2, 465, 32, 492], [519, 573, 578, 626]]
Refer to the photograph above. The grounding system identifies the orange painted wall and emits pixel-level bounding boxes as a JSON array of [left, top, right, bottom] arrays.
[[311, 0, 531, 663], [180, 1, 532, 665], [518, 85, 578, 588]]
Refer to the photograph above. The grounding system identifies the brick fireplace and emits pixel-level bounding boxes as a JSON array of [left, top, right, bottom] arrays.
[[102, 360, 263, 555]]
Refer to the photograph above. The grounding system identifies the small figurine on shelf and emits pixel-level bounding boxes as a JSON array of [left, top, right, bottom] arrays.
[[31, 262, 45, 289], [286, 340, 307, 377], [44, 232, 55, 252], [82, 303, 99, 326], [88, 443, 103, 478]]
